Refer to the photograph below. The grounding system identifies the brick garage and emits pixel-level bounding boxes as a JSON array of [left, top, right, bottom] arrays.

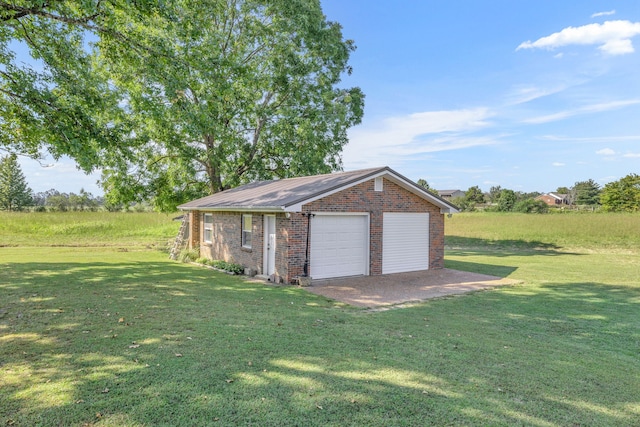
[[178, 167, 458, 284]]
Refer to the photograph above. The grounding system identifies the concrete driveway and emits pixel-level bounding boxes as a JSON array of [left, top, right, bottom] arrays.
[[304, 269, 520, 308]]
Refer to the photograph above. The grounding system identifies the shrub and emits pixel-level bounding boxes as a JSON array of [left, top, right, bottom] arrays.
[[513, 198, 549, 214], [190, 257, 245, 275], [210, 260, 245, 275], [178, 248, 200, 263]]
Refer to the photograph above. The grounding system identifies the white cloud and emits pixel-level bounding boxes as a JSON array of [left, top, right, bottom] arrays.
[[592, 10, 616, 18], [541, 135, 640, 142], [623, 152, 640, 158], [506, 84, 568, 105], [523, 99, 640, 124], [552, 162, 565, 167], [596, 148, 616, 155], [517, 20, 640, 56], [342, 108, 495, 169]]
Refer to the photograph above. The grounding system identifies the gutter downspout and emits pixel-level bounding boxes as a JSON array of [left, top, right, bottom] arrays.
[[302, 212, 315, 277]]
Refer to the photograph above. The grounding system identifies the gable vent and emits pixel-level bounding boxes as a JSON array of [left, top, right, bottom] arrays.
[[374, 177, 383, 192]]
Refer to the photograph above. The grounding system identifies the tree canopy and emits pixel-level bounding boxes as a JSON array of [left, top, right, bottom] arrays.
[[1, 0, 364, 211], [465, 185, 485, 204], [496, 189, 517, 212], [0, 1, 154, 170], [600, 174, 640, 212], [572, 179, 601, 206]]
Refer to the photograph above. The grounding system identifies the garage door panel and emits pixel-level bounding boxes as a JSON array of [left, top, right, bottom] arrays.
[[311, 215, 368, 279], [383, 213, 429, 274]]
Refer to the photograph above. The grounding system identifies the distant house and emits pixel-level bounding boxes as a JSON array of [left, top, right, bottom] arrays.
[[178, 167, 458, 284], [535, 192, 569, 206], [437, 189, 465, 200]]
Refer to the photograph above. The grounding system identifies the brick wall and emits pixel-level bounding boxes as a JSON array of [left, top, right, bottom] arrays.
[[191, 177, 446, 284], [188, 210, 200, 249], [199, 211, 263, 272], [298, 178, 445, 276], [197, 211, 291, 279]]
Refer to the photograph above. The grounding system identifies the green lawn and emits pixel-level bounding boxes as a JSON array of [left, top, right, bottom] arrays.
[[0, 211, 179, 248], [1, 212, 639, 426]]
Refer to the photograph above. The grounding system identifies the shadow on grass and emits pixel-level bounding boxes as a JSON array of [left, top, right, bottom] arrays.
[[445, 236, 583, 257], [2, 257, 639, 426], [445, 259, 518, 278]]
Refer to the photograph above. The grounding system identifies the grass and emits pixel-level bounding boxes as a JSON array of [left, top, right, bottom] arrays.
[[1, 212, 639, 426], [0, 211, 180, 248], [445, 211, 640, 251]]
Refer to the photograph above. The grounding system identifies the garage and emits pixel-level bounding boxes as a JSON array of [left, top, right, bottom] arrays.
[[310, 214, 369, 279], [382, 212, 430, 274]]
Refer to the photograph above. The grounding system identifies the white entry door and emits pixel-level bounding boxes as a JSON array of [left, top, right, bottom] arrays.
[[263, 215, 276, 276], [382, 212, 430, 274], [310, 214, 368, 280]]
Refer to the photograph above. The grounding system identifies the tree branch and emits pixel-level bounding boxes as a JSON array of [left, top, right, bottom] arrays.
[[0, 2, 99, 26]]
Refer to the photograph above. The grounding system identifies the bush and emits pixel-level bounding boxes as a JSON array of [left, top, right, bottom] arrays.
[[210, 260, 245, 275], [178, 248, 200, 263], [189, 257, 245, 275], [513, 198, 549, 214]]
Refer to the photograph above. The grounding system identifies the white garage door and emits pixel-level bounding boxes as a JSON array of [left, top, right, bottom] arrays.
[[383, 212, 430, 274], [310, 214, 368, 279]]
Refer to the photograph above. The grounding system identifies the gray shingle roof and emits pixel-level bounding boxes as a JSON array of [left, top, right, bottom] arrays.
[[178, 167, 458, 212]]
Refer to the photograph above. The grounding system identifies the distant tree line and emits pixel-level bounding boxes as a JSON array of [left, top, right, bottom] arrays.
[[31, 188, 104, 212], [2, 153, 639, 213], [419, 175, 640, 213], [0, 153, 153, 211]]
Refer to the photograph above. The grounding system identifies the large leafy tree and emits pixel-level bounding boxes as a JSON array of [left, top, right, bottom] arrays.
[[600, 174, 640, 212], [0, 153, 32, 210], [0, 1, 155, 170], [100, 0, 363, 210], [2, 1, 364, 211]]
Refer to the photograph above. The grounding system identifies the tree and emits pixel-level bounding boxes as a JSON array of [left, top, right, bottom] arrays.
[[465, 186, 485, 204], [98, 0, 364, 210], [46, 193, 70, 212], [0, 153, 32, 210], [2, 1, 364, 211], [572, 179, 601, 206], [496, 189, 517, 212], [600, 174, 640, 212], [0, 1, 155, 171], [416, 179, 437, 195], [488, 185, 502, 203], [556, 186, 570, 194]]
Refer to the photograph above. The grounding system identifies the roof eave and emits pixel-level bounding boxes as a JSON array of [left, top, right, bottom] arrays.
[[178, 205, 285, 213]]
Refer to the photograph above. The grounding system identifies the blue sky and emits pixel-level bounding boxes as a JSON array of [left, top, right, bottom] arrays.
[[19, 0, 640, 194]]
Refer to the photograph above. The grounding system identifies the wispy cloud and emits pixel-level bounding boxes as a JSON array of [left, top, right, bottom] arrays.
[[592, 10, 616, 18], [506, 84, 568, 105], [552, 162, 565, 167], [523, 99, 640, 124], [342, 108, 496, 169], [517, 20, 640, 55], [596, 148, 616, 155], [623, 152, 640, 158], [541, 135, 640, 143]]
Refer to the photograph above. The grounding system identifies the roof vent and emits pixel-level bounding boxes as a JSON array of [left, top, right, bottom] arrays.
[[374, 177, 383, 192]]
